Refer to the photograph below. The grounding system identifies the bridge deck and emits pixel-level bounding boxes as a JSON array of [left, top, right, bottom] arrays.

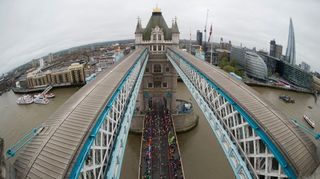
[[169, 47, 319, 177], [139, 110, 184, 179], [13, 48, 146, 179]]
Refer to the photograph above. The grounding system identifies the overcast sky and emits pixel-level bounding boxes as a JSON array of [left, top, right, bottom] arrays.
[[1, 0, 319, 74]]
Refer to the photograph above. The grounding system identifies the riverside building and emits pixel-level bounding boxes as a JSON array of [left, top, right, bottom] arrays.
[[26, 63, 85, 89]]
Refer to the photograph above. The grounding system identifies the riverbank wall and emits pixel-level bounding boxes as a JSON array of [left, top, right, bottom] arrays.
[[245, 82, 313, 94]]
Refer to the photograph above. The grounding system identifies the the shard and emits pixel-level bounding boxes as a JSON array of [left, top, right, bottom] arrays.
[[285, 18, 296, 65]]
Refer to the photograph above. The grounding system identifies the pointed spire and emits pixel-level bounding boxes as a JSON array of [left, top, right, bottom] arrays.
[[285, 17, 296, 65], [135, 17, 143, 34], [171, 16, 179, 33]]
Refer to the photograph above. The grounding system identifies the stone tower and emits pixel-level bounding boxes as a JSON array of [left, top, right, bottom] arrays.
[[134, 7, 179, 113]]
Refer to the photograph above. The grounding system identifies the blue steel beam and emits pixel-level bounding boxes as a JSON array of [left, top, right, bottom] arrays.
[[105, 53, 148, 179], [167, 48, 297, 179], [168, 54, 254, 179], [6, 124, 43, 159], [69, 48, 148, 179]]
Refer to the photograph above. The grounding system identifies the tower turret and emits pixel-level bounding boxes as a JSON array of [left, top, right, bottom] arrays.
[[135, 17, 143, 45], [171, 18, 180, 45]]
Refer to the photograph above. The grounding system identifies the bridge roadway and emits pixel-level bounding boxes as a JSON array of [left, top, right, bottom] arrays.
[[139, 99, 184, 179], [168, 47, 319, 177], [13, 48, 147, 178]]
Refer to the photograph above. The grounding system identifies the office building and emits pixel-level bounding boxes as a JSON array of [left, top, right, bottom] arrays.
[[231, 47, 268, 80], [299, 61, 311, 72], [269, 40, 283, 59], [196, 30, 203, 46], [285, 18, 296, 65], [281, 62, 312, 89], [26, 63, 85, 88]]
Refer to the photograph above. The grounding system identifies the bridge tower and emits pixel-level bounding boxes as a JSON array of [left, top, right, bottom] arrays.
[[134, 7, 180, 113]]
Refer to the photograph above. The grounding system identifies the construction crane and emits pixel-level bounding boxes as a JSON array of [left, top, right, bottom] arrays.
[[203, 9, 209, 52], [291, 119, 320, 140]]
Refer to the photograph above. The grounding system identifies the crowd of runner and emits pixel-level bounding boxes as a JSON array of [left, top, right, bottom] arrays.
[[141, 108, 184, 179]]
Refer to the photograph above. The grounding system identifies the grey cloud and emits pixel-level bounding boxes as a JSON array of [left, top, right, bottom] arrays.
[[0, 0, 319, 73]]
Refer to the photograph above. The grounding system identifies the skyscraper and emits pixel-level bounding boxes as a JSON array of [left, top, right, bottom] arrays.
[[269, 40, 282, 59], [196, 30, 203, 46], [285, 18, 296, 65]]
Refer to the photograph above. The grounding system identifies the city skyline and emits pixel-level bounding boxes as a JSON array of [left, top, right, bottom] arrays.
[[0, 0, 319, 74]]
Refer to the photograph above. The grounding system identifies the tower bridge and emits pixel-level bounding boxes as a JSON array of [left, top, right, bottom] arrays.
[[8, 8, 319, 179]]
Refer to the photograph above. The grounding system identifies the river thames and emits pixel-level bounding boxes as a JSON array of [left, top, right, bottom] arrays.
[[0, 82, 319, 178]]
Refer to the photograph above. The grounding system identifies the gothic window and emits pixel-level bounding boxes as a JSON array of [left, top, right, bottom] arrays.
[[163, 82, 167, 88], [154, 81, 161, 88], [153, 64, 161, 73]]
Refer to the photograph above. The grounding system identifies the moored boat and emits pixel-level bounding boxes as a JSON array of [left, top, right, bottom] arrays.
[[279, 94, 295, 103], [16, 95, 33, 105], [45, 93, 55, 98], [303, 115, 315, 128], [33, 96, 49, 105], [34, 93, 55, 99]]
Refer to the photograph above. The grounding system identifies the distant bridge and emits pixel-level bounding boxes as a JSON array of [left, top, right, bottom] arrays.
[[11, 47, 319, 179]]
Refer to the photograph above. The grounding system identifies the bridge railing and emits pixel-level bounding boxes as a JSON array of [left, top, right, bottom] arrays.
[[6, 124, 44, 159], [69, 48, 148, 179], [167, 50, 256, 178], [167, 47, 294, 179]]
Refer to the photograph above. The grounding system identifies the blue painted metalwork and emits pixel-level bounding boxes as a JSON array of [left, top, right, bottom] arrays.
[[168, 54, 254, 179], [167, 48, 297, 179], [106, 53, 148, 179], [69, 48, 148, 179], [291, 119, 320, 140], [6, 124, 43, 159]]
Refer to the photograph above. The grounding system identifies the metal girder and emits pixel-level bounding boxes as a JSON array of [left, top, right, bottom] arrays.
[[167, 48, 295, 179], [69, 49, 148, 179], [168, 54, 254, 179], [106, 53, 149, 179]]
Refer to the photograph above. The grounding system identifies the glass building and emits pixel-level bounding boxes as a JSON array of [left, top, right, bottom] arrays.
[[281, 62, 313, 89], [231, 47, 268, 81], [245, 51, 268, 80], [285, 18, 296, 65]]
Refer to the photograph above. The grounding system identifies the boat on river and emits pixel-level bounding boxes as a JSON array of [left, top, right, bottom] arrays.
[[45, 93, 55, 98], [279, 95, 295, 103], [16, 95, 33, 105], [303, 115, 315, 128], [33, 96, 49, 105], [34, 93, 55, 99]]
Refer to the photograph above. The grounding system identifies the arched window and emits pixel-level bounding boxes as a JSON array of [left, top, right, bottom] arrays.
[[158, 34, 161, 41], [153, 64, 161, 73]]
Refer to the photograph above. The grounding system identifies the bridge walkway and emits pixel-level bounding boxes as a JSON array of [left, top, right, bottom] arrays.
[[12, 48, 147, 179], [168, 47, 319, 177], [139, 98, 184, 179]]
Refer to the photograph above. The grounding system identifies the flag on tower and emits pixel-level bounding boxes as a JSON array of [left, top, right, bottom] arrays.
[[208, 24, 213, 42]]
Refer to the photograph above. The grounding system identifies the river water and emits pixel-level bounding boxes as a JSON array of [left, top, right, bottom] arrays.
[[0, 88, 79, 150], [0, 83, 319, 178]]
